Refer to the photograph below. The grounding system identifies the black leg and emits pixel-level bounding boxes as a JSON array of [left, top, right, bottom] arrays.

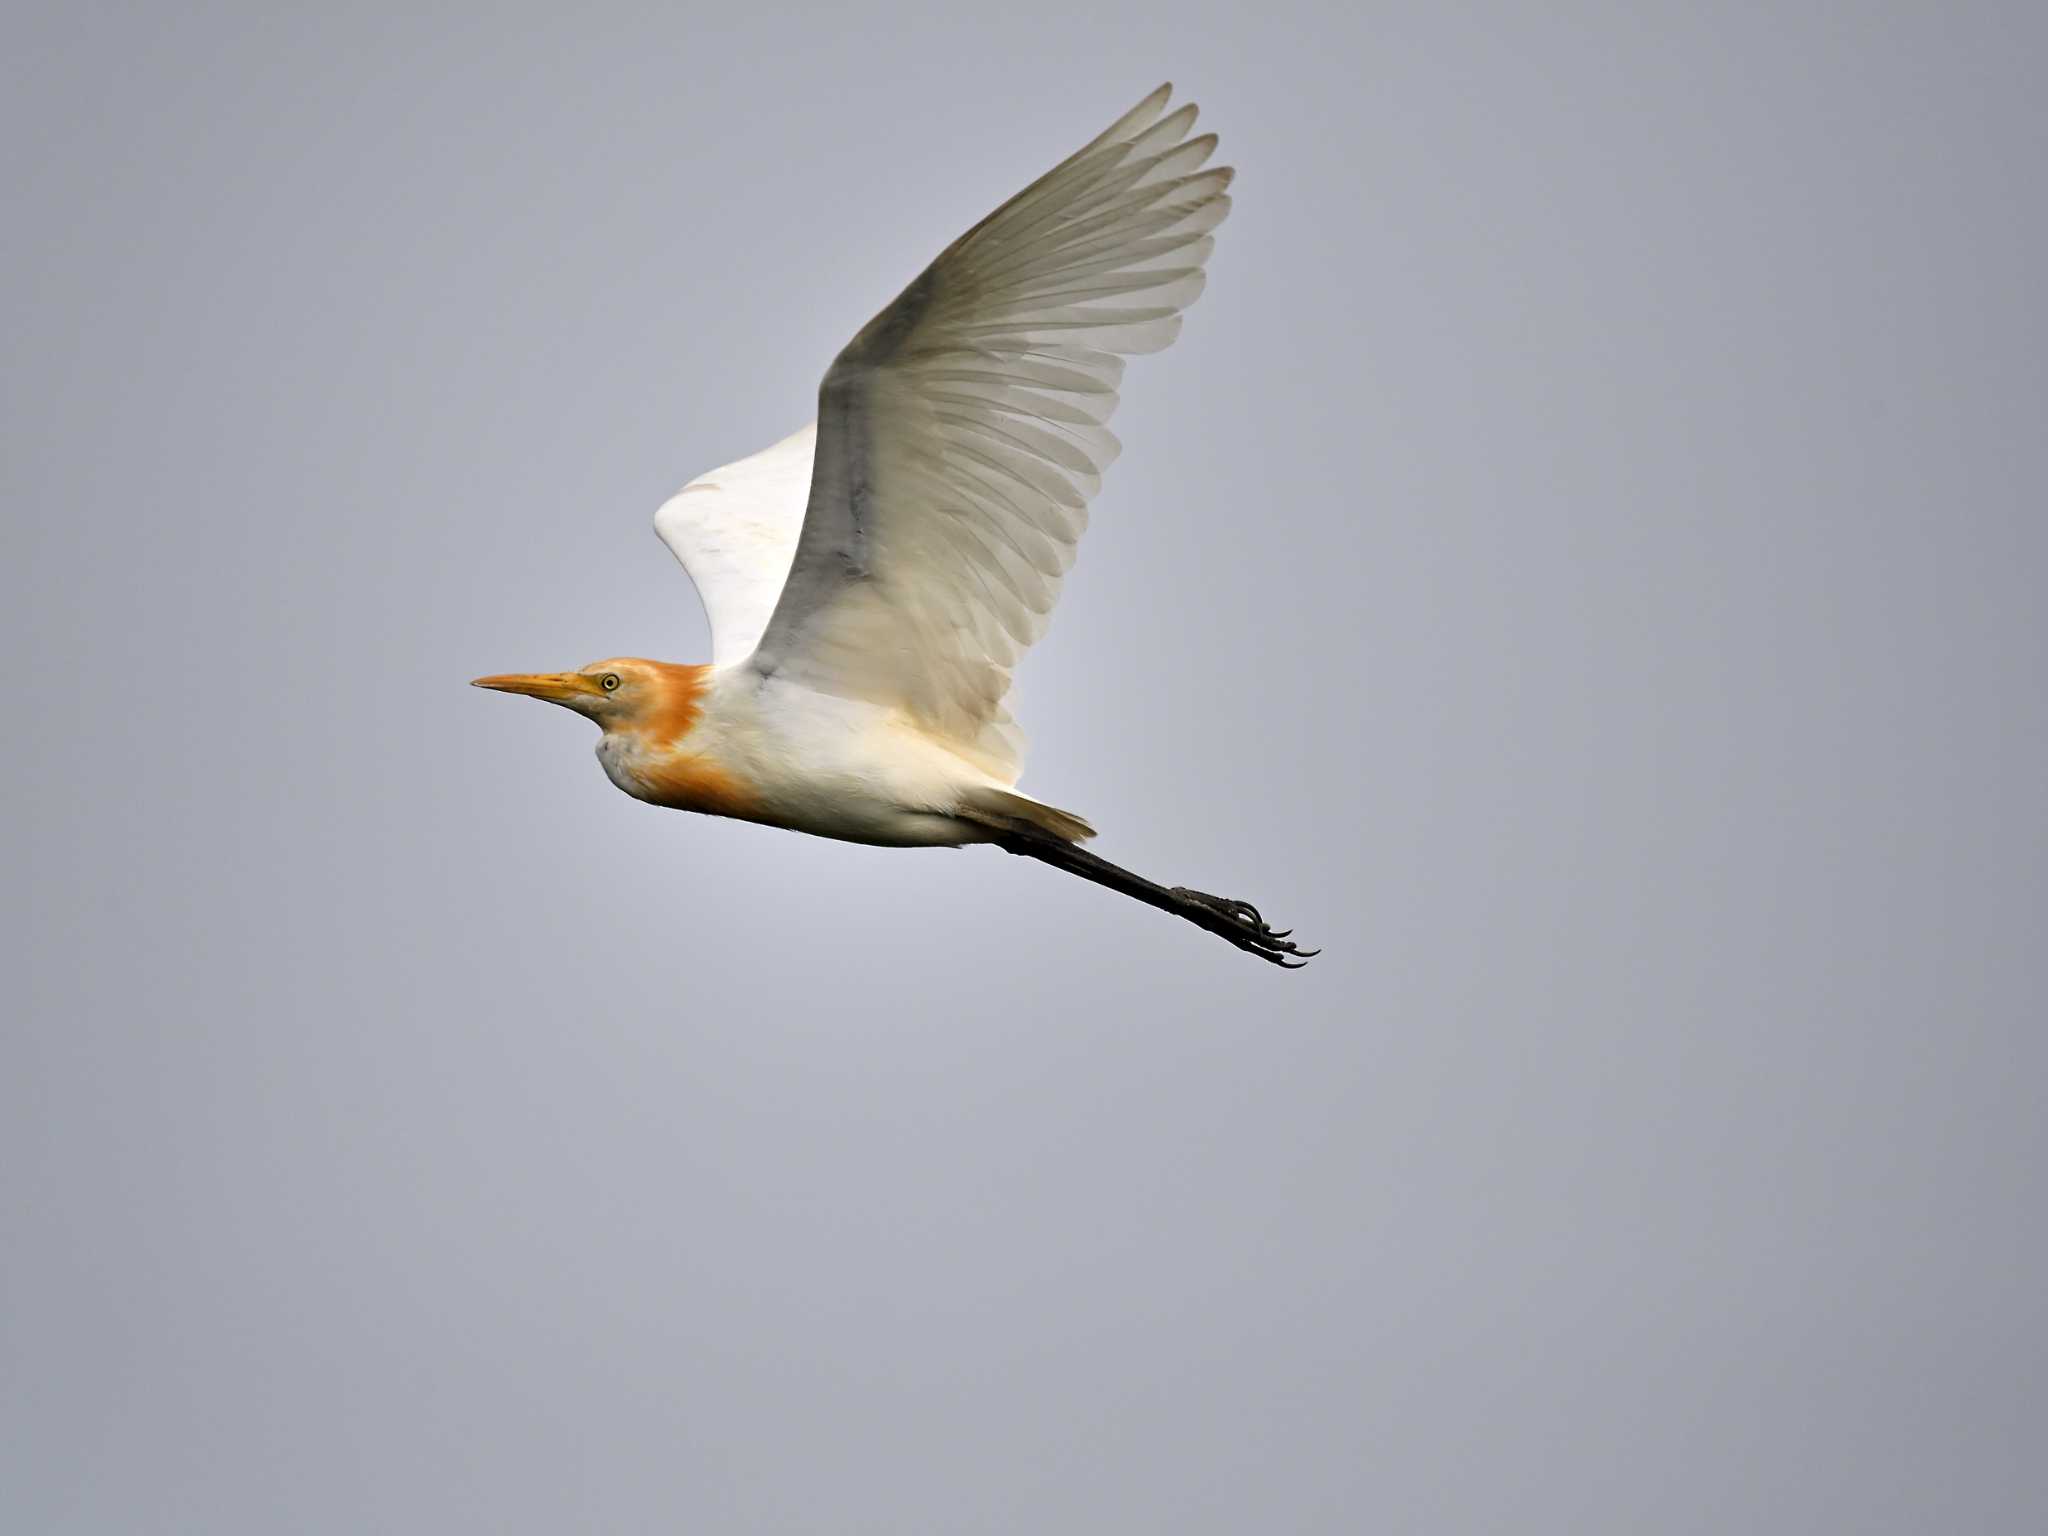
[[992, 831, 1317, 968]]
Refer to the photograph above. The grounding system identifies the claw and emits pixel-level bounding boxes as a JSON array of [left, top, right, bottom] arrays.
[[1165, 885, 1316, 966]]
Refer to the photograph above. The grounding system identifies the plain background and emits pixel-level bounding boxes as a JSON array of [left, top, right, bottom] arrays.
[[6, 2, 2044, 1531]]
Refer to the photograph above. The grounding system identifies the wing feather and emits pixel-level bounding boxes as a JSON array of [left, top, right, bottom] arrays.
[[748, 86, 1231, 780], [652, 424, 814, 668]]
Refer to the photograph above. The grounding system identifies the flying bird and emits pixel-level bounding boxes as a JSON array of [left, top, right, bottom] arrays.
[[475, 85, 1314, 966]]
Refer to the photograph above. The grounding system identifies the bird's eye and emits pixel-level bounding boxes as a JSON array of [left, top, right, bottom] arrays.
[[601, 673, 621, 691]]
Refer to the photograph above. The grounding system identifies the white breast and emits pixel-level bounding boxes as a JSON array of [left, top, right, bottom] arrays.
[[653, 669, 1006, 848]]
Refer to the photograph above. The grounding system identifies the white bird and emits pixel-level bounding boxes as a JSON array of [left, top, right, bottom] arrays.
[[475, 85, 1313, 965]]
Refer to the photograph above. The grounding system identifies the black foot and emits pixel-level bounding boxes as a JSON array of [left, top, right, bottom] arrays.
[[1170, 887, 1319, 968]]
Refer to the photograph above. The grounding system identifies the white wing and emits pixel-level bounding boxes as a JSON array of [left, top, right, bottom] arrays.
[[653, 423, 815, 668], [746, 85, 1231, 780]]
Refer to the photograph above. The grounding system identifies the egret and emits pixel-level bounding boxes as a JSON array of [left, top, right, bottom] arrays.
[[476, 85, 1314, 966]]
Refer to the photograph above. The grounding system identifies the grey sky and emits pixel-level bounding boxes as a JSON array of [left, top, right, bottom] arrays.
[[5, 2, 2044, 1531]]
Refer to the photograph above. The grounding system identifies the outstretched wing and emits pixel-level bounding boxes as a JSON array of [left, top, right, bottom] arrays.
[[746, 84, 1231, 780], [653, 423, 815, 668]]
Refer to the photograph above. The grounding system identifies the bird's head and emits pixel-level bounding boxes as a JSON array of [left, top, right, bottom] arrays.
[[471, 657, 700, 736]]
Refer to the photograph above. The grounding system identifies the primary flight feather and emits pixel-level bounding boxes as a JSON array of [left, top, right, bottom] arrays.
[[476, 85, 1314, 965]]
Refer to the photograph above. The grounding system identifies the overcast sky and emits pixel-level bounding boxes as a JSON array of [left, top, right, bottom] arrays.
[[6, 2, 2044, 1531]]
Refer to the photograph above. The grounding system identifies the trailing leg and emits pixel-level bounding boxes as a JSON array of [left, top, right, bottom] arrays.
[[990, 829, 1315, 968]]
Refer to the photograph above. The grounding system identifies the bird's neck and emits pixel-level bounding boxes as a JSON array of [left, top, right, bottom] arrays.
[[625, 660, 712, 749], [599, 662, 758, 819]]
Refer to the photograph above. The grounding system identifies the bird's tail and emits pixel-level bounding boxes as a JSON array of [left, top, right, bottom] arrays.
[[957, 785, 1098, 844]]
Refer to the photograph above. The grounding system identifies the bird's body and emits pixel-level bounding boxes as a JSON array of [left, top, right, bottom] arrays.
[[477, 86, 1314, 964], [582, 658, 1053, 849]]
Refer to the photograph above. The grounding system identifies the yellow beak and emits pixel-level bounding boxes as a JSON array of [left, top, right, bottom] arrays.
[[470, 671, 598, 705]]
